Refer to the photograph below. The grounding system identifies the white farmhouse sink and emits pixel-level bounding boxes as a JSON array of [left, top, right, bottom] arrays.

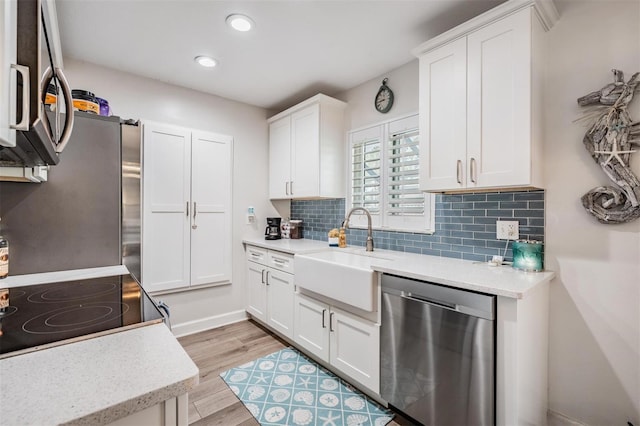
[[295, 249, 393, 312]]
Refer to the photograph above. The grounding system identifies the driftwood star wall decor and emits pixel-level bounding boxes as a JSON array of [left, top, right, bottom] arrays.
[[577, 69, 640, 224]]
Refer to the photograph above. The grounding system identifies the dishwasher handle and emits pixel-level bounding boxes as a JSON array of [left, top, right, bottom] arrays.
[[382, 273, 495, 321], [401, 293, 457, 311]]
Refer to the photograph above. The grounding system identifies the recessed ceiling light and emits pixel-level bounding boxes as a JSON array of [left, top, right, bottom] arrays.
[[194, 55, 217, 68], [226, 14, 254, 32]]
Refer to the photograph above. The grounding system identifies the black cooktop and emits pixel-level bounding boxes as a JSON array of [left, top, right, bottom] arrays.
[[0, 274, 165, 359]]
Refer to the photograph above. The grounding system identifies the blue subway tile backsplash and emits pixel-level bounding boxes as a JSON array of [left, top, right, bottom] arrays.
[[290, 190, 545, 263]]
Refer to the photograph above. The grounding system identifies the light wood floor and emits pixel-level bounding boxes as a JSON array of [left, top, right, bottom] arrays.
[[178, 319, 408, 426]]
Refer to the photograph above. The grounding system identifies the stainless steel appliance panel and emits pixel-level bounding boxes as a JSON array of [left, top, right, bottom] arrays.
[[0, 0, 74, 166], [0, 112, 121, 275], [121, 121, 141, 282], [381, 274, 495, 425]]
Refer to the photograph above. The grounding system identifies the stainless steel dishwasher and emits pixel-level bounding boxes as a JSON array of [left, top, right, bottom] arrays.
[[380, 274, 496, 425]]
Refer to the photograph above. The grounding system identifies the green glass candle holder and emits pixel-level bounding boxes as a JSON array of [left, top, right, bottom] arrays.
[[512, 240, 544, 272]]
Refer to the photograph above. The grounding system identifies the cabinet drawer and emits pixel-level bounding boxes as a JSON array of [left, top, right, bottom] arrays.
[[246, 246, 268, 265], [267, 251, 294, 274]]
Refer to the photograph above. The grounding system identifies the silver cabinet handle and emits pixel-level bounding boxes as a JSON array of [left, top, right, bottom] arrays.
[[321, 309, 326, 328], [470, 157, 477, 184], [10, 64, 30, 131], [261, 269, 265, 284], [290, 181, 293, 195], [285, 181, 289, 195], [265, 270, 270, 285], [191, 201, 198, 229], [329, 312, 335, 332], [186, 201, 189, 217], [456, 160, 462, 184]]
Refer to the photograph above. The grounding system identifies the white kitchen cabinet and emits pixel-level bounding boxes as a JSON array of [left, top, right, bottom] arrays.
[[414, 0, 558, 192], [142, 122, 232, 293], [245, 245, 295, 339], [107, 395, 188, 426], [268, 94, 346, 199], [293, 293, 380, 392]]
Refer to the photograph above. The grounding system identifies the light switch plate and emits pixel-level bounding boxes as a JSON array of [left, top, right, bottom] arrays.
[[496, 220, 519, 240]]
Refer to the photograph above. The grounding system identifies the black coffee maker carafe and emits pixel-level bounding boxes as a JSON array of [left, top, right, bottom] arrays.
[[265, 217, 282, 240]]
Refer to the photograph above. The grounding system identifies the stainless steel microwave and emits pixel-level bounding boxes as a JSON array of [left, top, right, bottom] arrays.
[[0, 0, 74, 167]]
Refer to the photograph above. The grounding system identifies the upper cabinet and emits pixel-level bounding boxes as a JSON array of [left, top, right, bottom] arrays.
[[268, 94, 346, 199], [413, 0, 559, 193]]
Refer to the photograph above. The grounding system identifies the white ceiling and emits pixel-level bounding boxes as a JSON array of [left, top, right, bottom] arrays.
[[56, 0, 505, 112]]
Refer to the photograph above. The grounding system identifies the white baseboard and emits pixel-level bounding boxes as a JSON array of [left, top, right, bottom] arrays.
[[171, 310, 248, 337], [548, 410, 587, 426]]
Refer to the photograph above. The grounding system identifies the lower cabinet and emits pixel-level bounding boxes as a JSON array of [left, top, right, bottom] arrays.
[[107, 394, 188, 426], [245, 246, 295, 339], [294, 292, 380, 392]]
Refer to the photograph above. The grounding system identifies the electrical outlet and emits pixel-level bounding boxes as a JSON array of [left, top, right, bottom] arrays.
[[496, 220, 519, 240]]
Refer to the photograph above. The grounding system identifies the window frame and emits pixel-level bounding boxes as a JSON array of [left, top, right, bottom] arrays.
[[346, 113, 435, 234]]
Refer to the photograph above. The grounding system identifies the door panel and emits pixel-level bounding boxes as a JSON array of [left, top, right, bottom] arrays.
[[418, 37, 467, 192], [246, 261, 267, 322], [191, 131, 232, 286], [467, 9, 531, 188], [142, 123, 190, 292], [291, 105, 320, 197], [330, 307, 380, 392], [266, 269, 294, 339], [293, 293, 329, 362], [269, 116, 291, 198]]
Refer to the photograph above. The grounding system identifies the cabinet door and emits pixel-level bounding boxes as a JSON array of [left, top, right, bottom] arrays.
[[191, 131, 233, 286], [418, 37, 467, 192], [293, 293, 330, 362], [266, 269, 294, 339], [329, 307, 380, 393], [467, 8, 531, 188], [269, 116, 291, 199], [142, 123, 191, 293], [291, 104, 320, 198], [246, 261, 267, 322]]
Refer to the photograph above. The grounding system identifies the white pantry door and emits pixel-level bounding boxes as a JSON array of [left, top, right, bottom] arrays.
[[190, 131, 233, 287], [142, 123, 191, 293]]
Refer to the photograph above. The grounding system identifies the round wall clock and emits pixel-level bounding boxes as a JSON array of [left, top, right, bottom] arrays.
[[375, 78, 394, 113]]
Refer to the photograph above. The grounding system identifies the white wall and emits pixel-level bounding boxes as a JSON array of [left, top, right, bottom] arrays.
[[64, 59, 277, 334], [543, 1, 640, 424], [338, 60, 419, 131]]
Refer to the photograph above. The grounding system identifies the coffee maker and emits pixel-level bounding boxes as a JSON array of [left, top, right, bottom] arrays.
[[265, 217, 282, 240]]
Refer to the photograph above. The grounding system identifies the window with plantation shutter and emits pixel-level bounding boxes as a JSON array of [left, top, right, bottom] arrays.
[[349, 126, 382, 228], [347, 114, 434, 233]]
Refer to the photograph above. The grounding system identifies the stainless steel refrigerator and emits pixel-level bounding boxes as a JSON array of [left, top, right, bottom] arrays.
[[0, 111, 140, 277]]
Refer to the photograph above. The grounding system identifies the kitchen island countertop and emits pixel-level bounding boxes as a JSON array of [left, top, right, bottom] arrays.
[[0, 322, 198, 425]]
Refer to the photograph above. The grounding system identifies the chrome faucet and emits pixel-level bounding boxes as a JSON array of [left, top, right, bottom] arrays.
[[343, 207, 374, 252]]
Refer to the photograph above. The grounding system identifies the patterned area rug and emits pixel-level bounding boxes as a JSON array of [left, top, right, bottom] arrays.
[[220, 347, 394, 426]]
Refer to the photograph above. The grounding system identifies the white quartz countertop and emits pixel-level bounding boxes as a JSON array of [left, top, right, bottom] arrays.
[[0, 323, 199, 425], [245, 239, 554, 299], [369, 250, 555, 299], [243, 237, 329, 254], [0, 264, 129, 288]]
